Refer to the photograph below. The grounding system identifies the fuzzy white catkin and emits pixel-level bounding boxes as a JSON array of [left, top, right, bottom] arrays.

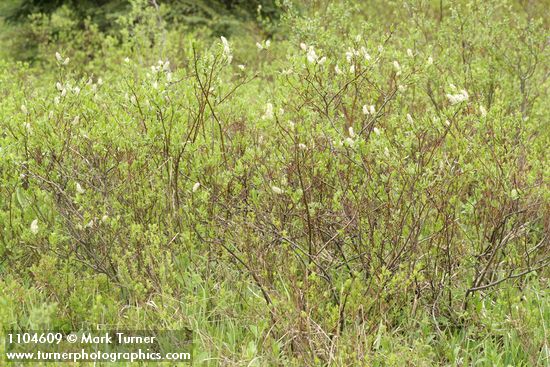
[[348, 126, 355, 138], [393, 60, 401, 71], [30, 219, 39, 234], [360, 47, 371, 60], [192, 182, 201, 192], [271, 186, 284, 194], [345, 49, 354, 63], [256, 40, 271, 50], [76, 182, 85, 194], [446, 89, 469, 105], [262, 103, 274, 120], [220, 36, 233, 64], [407, 114, 414, 124], [480, 105, 487, 117], [307, 47, 318, 63]]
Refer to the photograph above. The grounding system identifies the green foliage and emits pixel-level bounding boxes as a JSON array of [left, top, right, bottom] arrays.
[[0, 0, 548, 365]]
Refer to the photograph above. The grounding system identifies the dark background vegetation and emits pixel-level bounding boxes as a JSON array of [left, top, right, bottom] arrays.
[[1, 0, 282, 61], [4, 0, 281, 31]]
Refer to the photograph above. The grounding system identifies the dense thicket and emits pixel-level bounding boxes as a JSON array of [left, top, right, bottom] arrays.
[[0, 1, 548, 365]]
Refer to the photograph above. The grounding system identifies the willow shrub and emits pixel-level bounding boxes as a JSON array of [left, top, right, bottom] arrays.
[[0, 0, 548, 365]]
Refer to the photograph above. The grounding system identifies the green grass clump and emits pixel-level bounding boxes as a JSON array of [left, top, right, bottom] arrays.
[[0, 0, 548, 365]]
